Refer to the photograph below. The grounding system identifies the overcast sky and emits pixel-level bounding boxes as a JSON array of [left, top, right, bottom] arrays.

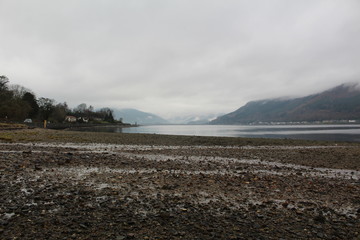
[[1, 0, 359, 119]]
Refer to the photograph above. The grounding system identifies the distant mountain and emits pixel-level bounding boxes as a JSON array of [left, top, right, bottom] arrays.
[[113, 108, 169, 125], [167, 113, 222, 124], [211, 83, 360, 124]]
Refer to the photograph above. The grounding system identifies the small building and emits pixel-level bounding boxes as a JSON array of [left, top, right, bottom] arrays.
[[77, 117, 89, 123], [65, 116, 77, 123]]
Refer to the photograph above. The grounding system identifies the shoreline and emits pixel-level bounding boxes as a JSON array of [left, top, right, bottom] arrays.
[[1, 129, 359, 239], [1, 127, 358, 145]]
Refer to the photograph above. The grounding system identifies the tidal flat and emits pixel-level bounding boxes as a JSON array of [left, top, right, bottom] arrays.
[[0, 129, 359, 239]]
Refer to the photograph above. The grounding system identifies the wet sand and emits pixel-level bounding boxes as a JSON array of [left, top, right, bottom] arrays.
[[0, 129, 359, 239]]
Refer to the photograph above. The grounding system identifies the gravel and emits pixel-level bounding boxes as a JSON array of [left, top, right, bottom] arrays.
[[0, 129, 359, 239]]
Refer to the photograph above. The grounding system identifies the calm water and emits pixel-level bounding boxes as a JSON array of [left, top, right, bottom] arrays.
[[74, 124, 360, 142]]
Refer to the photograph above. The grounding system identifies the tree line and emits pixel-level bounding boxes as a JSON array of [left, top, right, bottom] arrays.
[[0, 75, 117, 123]]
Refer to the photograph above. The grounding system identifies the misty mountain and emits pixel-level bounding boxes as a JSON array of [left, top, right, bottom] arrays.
[[211, 83, 360, 124], [167, 113, 222, 124], [113, 108, 169, 125]]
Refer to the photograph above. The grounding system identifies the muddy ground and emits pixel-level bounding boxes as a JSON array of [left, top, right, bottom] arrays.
[[0, 129, 359, 239]]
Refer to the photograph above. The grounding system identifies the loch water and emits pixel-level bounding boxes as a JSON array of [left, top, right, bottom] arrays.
[[73, 124, 360, 142]]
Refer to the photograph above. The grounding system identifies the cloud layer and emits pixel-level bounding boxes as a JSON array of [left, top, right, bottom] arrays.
[[1, 0, 359, 118]]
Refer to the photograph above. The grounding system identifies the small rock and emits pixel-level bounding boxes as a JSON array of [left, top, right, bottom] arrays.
[[253, 223, 261, 229], [34, 165, 42, 171], [0, 219, 8, 226], [282, 202, 289, 208], [126, 233, 135, 239], [317, 232, 324, 238], [314, 214, 326, 223], [79, 224, 87, 229]]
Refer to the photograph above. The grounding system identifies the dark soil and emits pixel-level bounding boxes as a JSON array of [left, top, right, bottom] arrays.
[[0, 129, 359, 239]]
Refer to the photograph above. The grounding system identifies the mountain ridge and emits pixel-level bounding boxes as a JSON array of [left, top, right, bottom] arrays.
[[211, 83, 360, 124]]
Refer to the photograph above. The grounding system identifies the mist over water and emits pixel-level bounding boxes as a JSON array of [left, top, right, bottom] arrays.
[[75, 125, 360, 142]]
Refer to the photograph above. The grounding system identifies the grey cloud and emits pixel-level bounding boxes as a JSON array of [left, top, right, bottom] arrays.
[[1, 0, 359, 118]]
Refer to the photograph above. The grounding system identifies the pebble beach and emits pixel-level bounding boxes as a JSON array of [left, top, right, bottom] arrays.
[[0, 128, 359, 239]]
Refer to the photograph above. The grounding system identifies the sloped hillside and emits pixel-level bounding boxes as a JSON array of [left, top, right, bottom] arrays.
[[211, 83, 360, 124]]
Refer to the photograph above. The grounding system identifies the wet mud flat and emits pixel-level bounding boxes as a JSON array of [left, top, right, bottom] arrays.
[[1, 140, 360, 239]]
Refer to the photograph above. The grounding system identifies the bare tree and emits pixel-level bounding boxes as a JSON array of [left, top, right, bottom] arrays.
[[0, 75, 9, 91], [9, 84, 31, 98]]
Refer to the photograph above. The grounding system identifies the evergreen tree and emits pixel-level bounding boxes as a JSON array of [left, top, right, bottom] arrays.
[[22, 92, 39, 118]]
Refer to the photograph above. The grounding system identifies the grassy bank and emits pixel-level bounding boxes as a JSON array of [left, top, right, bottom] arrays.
[[0, 123, 29, 130]]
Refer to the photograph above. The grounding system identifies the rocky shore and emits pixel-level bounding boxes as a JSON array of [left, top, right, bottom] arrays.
[[1, 129, 359, 239]]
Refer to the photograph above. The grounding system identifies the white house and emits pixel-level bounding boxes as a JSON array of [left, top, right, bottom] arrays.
[[65, 116, 77, 123]]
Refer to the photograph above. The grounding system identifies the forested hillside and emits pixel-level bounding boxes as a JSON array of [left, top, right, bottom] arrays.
[[211, 83, 360, 124]]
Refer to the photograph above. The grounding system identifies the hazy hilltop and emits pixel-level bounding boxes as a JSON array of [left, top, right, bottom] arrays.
[[167, 113, 222, 125], [211, 83, 360, 125], [113, 108, 168, 125]]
